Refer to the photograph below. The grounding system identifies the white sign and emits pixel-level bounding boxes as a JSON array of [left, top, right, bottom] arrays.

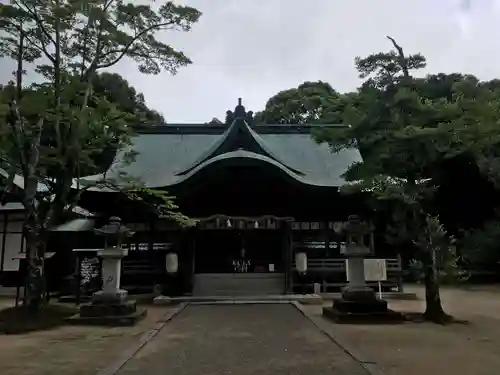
[[268, 264, 275, 272], [364, 259, 387, 281]]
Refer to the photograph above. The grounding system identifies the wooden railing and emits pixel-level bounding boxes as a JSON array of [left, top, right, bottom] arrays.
[[291, 257, 404, 293]]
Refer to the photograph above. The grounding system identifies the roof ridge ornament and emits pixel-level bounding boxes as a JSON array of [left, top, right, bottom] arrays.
[[225, 98, 254, 126]]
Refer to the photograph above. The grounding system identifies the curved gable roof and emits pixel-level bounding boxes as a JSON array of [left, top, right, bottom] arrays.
[[79, 123, 362, 190], [175, 118, 303, 176]]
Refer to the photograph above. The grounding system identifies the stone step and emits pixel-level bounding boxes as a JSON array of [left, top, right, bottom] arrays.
[[193, 273, 285, 297]]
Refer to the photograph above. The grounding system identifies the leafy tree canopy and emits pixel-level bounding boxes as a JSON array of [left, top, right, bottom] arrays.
[[254, 81, 346, 125], [0, 0, 201, 309]]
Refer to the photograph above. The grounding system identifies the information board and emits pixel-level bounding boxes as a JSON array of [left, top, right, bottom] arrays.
[[364, 259, 387, 281]]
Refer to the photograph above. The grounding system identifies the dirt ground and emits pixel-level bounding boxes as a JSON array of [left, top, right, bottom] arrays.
[[303, 285, 500, 375], [0, 299, 175, 375], [2, 286, 500, 375]]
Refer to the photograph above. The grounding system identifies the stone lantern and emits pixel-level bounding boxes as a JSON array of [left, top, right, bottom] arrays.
[[341, 215, 375, 301], [323, 215, 402, 323], [92, 216, 133, 304], [71, 216, 146, 325]]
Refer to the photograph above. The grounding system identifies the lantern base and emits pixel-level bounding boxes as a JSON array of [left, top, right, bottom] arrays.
[[323, 295, 403, 324], [341, 286, 377, 302], [80, 300, 137, 317], [333, 297, 388, 313], [322, 305, 403, 324], [91, 289, 128, 305], [68, 307, 146, 326], [69, 290, 146, 326]]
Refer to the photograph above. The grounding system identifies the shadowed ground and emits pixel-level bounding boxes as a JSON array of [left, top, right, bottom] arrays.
[[116, 304, 366, 375]]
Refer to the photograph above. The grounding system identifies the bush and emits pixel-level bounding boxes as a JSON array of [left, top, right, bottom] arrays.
[[459, 220, 500, 269]]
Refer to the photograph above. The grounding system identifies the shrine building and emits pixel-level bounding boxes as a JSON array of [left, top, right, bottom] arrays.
[[2, 100, 404, 298]]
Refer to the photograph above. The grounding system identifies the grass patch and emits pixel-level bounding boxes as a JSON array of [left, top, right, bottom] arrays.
[[0, 304, 77, 334]]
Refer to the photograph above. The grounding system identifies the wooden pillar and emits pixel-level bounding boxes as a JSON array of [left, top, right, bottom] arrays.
[[0, 212, 8, 276], [283, 221, 293, 294], [186, 226, 196, 295], [397, 253, 404, 292], [75, 253, 82, 306]]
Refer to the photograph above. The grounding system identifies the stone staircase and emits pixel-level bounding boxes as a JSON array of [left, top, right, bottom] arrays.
[[193, 273, 285, 296]]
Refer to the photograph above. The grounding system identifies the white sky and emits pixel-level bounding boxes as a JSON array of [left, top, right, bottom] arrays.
[[1, 0, 500, 122]]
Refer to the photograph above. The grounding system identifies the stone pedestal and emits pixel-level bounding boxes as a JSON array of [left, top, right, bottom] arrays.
[[323, 216, 403, 324], [323, 255, 403, 324], [68, 247, 146, 326]]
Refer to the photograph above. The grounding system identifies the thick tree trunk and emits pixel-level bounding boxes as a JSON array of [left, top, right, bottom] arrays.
[[423, 249, 448, 323]]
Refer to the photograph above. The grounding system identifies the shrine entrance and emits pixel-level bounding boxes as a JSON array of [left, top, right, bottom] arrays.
[[192, 215, 293, 296]]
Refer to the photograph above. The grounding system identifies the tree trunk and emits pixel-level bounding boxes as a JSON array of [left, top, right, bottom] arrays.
[[423, 248, 447, 322], [23, 217, 44, 311]]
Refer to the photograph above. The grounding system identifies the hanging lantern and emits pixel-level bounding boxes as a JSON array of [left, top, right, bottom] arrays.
[[333, 221, 343, 234], [295, 252, 307, 273], [267, 218, 272, 228], [165, 252, 178, 274], [226, 219, 232, 228], [254, 220, 259, 229]]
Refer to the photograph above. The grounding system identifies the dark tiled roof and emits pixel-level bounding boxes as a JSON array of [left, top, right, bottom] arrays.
[[83, 119, 361, 188]]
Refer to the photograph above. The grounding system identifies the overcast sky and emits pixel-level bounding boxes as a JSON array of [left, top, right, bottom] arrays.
[[2, 0, 500, 122]]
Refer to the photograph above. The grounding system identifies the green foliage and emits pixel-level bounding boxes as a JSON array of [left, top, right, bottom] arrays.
[[0, 0, 201, 217], [411, 215, 467, 284], [311, 37, 464, 319], [90, 72, 166, 127], [0, 0, 202, 79], [255, 35, 500, 294], [254, 81, 346, 124], [459, 219, 500, 267], [0, 0, 201, 308], [127, 187, 197, 227]]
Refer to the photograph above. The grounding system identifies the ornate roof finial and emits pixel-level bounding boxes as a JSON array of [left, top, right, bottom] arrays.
[[234, 97, 246, 118], [224, 98, 254, 125]]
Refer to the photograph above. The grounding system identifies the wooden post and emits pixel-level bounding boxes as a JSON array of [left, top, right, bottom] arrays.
[[397, 253, 404, 292], [75, 253, 82, 306], [190, 227, 196, 295], [0, 213, 8, 277], [15, 259, 22, 307], [284, 221, 293, 294]]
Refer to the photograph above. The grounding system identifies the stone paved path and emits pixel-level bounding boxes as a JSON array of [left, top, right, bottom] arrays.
[[116, 304, 367, 375]]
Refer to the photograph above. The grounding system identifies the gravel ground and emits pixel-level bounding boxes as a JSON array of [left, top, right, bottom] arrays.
[[302, 285, 500, 375], [117, 304, 367, 375], [0, 304, 175, 375]]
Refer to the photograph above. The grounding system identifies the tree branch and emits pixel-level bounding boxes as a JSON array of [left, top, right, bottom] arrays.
[[386, 35, 409, 79], [92, 21, 175, 71], [13, 0, 56, 46], [1, 19, 56, 64]]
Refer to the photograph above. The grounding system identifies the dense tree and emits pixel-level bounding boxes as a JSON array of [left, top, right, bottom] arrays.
[[0, 0, 201, 309], [90, 72, 166, 127], [0, 73, 163, 175], [254, 81, 346, 125], [314, 37, 469, 322]]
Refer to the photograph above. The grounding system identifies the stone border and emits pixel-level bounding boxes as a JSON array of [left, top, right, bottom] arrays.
[[154, 293, 322, 305], [291, 301, 386, 375], [189, 300, 292, 305], [97, 302, 189, 375]]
